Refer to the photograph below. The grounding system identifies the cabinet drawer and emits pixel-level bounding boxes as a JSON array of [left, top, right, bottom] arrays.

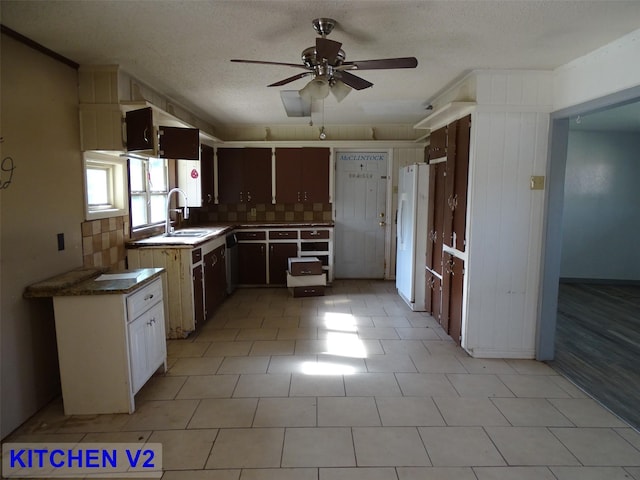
[[192, 248, 202, 263], [301, 242, 329, 252], [301, 229, 329, 239], [269, 230, 298, 240], [236, 231, 266, 241], [289, 257, 323, 275], [127, 278, 163, 320], [291, 286, 325, 297]]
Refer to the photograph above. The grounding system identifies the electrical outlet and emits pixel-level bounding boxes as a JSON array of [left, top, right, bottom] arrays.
[[250, 207, 257, 216]]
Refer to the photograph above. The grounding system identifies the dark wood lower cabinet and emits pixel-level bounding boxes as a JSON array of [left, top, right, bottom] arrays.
[[192, 264, 205, 327], [448, 254, 465, 345], [440, 260, 451, 333], [238, 243, 267, 285], [205, 245, 227, 318], [269, 243, 298, 285], [427, 254, 464, 346], [426, 269, 442, 326]]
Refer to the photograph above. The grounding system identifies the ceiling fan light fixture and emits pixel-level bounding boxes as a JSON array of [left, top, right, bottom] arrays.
[[299, 76, 330, 100], [331, 79, 352, 102]]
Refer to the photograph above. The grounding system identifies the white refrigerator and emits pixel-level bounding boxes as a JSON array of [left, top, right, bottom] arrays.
[[396, 163, 429, 311]]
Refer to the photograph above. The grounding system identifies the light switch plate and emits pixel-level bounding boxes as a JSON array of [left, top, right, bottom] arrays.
[[530, 176, 545, 190]]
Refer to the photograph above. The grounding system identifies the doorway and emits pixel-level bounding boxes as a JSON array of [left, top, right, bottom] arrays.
[[538, 87, 640, 428], [334, 150, 389, 278]]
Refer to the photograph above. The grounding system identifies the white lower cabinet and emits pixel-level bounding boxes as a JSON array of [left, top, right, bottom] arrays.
[[128, 300, 165, 394], [127, 235, 226, 339], [52, 276, 167, 415]]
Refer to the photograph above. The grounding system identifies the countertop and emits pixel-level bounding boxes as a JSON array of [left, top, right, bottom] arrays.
[[234, 222, 334, 228], [126, 223, 334, 248], [24, 267, 165, 297], [126, 227, 232, 248]]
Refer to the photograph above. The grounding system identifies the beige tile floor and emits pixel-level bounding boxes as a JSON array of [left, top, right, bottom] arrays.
[[7, 280, 640, 480]]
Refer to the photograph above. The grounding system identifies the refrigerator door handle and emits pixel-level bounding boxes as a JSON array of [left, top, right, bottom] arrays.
[[397, 198, 404, 247]]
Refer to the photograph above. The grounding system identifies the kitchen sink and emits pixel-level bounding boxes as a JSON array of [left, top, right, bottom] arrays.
[[165, 230, 210, 237]]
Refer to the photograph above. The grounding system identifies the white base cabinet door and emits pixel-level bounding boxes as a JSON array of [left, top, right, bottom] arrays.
[[52, 276, 167, 415]]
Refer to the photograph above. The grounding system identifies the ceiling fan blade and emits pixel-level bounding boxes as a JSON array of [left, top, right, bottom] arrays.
[[268, 72, 312, 87], [336, 71, 373, 91], [338, 57, 418, 70], [231, 59, 308, 70], [316, 37, 342, 65]]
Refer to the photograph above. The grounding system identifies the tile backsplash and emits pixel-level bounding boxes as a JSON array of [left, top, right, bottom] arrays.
[[81, 215, 129, 269], [192, 203, 333, 224]]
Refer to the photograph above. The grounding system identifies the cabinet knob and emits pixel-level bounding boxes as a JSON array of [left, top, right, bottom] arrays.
[[144, 294, 154, 301], [447, 194, 458, 211], [445, 257, 455, 275]]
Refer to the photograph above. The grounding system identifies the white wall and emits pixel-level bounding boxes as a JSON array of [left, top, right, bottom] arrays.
[[561, 130, 640, 280], [553, 28, 640, 111], [464, 110, 550, 358], [1, 34, 84, 438]]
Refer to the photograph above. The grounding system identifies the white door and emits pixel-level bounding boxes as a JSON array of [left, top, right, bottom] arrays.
[[334, 151, 388, 278]]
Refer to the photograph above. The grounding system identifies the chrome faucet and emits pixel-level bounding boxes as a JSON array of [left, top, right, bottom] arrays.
[[165, 188, 189, 235]]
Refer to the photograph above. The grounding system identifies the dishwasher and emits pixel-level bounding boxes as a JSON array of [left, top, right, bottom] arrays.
[[226, 232, 238, 294]]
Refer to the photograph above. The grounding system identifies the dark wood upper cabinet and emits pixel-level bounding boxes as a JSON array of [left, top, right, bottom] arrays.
[[217, 148, 272, 204], [200, 144, 215, 205], [275, 147, 329, 203], [126, 107, 200, 160], [426, 162, 437, 271], [452, 115, 471, 252], [432, 161, 446, 275], [217, 148, 244, 203], [158, 126, 199, 160], [243, 148, 272, 203], [126, 107, 154, 151], [275, 148, 300, 203], [427, 125, 447, 161], [302, 148, 330, 203], [443, 120, 457, 248]]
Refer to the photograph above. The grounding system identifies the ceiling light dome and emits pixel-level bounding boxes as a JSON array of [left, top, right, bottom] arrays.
[[299, 76, 330, 100]]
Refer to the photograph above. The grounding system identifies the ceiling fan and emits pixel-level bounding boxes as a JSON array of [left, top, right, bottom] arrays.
[[231, 18, 418, 104]]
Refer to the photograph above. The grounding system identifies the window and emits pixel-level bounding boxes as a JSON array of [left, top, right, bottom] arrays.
[[129, 157, 169, 229], [84, 152, 128, 220]]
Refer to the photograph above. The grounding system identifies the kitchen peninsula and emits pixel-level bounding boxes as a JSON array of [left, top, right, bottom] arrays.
[[24, 267, 167, 415]]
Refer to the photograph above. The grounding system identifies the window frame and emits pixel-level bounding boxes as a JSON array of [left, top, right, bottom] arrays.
[[83, 151, 128, 221], [129, 156, 169, 233]]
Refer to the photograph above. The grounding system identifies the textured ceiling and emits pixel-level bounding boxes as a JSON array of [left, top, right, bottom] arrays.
[[2, 0, 640, 130]]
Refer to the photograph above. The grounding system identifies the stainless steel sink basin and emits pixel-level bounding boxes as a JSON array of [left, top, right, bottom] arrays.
[[165, 230, 210, 237]]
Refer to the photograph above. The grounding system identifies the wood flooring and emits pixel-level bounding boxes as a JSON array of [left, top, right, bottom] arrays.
[[549, 282, 640, 430]]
